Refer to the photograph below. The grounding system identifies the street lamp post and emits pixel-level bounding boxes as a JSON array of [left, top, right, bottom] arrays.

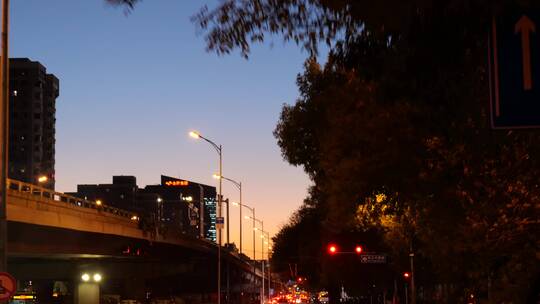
[[261, 230, 271, 302], [218, 197, 231, 304], [268, 243, 273, 300], [247, 216, 264, 304], [190, 131, 223, 304], [258, 228, 264, 304], [219, 197, 230, 247], [238, 205, 256, 300], [216, 175, 242, 254]]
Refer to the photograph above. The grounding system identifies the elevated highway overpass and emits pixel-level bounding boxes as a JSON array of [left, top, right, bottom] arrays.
[[5, 179, 270, 303]]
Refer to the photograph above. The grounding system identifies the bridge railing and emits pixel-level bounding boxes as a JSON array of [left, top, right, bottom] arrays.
[[7, 178, 137, 221]]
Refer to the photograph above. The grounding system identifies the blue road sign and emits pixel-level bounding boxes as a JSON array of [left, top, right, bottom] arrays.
[[489, 12, 540, 128]]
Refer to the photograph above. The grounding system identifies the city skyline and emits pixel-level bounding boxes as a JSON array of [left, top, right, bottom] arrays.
[[10, 0, 313, 255]]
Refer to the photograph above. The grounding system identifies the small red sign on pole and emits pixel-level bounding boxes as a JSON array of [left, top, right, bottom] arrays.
[[0, 272, 16, 300]]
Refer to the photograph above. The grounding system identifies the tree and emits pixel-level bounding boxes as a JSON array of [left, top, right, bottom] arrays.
[[271, 193, 323, 287], [274, 41, 539, 301], [106, 0, 139, 9], [196, 1, 540, 302]]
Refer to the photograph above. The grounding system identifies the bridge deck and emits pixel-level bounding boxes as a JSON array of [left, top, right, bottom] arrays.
[[5, 179, 262, 276]]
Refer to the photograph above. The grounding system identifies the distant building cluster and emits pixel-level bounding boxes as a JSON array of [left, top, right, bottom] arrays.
[[8, 58, 59, 190], [67, 175, 218, 242]]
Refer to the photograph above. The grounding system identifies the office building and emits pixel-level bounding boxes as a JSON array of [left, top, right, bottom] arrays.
[[68, 175, 217, 242]]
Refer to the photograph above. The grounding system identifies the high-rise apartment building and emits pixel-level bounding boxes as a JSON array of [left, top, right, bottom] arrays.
[[8, 58, 59, 189]]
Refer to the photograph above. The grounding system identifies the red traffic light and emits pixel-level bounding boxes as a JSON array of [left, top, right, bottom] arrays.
[[355, 245, 363, 254], [328, 244, 338, 254], [403, 272, 410, 279]]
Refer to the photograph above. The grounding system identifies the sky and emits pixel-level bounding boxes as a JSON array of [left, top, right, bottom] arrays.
[[11, 0, 315, 259]]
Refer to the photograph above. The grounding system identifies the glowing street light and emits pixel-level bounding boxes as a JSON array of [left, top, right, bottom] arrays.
[[37, 175, 48, 183], [188, 130, 223, 304], [189, 131, 200, 139], [96, 200, 102, 206]]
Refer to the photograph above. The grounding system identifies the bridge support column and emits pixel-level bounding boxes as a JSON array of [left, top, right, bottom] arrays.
[[75, 282, 100, 304]]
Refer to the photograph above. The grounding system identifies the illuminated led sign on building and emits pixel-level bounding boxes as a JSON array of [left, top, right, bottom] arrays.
[[164, 180, 189, 186]]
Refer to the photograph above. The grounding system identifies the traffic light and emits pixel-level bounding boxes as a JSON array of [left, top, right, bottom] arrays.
[[403, 272, 410, 279], [328, 244, 338, 255], [355, 245, 363, 254]]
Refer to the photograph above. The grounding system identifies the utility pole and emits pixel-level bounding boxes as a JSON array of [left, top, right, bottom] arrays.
[[0, 0, 9, 275], [218, 149, 222, 304], [410, 242, 416, 304]]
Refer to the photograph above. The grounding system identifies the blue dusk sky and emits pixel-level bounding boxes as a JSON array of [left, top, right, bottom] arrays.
[[11, 0, 316, 258]]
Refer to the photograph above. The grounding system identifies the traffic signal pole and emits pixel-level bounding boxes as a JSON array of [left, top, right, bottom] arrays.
[[410, 244, 416, 304], [404, 282, 408, 304]]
